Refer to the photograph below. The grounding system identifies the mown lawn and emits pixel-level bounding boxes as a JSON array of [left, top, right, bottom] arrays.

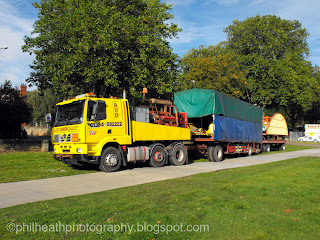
[[0, 144, 316, 183], [0, 152, 99, 183], [1, 156, 319, 239]]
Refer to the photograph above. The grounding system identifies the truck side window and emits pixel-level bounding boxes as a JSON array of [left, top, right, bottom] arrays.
[[87, 101, 107, 121], [87, 101, 95, 121], [96, 102, 106, 120]]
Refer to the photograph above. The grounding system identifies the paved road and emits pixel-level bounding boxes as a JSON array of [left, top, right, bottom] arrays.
[[0, 148, 319, 209]]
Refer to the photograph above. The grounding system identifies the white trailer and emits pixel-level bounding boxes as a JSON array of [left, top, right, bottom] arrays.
[[305, 124, 320, 137]]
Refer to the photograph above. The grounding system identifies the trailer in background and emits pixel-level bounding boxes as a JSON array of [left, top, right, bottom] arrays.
[[174, 89, 263, 162], [305, 124, 320, 138], [262, 113, 288, 152]]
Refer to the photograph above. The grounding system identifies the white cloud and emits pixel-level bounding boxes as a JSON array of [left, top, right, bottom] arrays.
[[250, 0, 265, 6], [0, 26, 27, 61], [165, 0, 195, 6], [0, 0, 35, 88], [211, 0, 240, 6]]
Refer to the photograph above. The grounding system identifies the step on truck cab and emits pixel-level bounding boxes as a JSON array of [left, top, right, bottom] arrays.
[[52, 92, 191, 172]]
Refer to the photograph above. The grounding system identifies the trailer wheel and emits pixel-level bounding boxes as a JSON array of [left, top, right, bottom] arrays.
[[262, 144, 270, 153], [99, 146, 122, 172], [247, 145, 253, 156], [279, 144, 286, 151], [149, 145, 167, 168], [169, 143, 187, 166], [208, 145, 223, 162]]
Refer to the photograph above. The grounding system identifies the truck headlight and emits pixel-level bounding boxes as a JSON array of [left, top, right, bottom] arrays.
[[54, 148, 57, 153], [77, 148, 82, 153]]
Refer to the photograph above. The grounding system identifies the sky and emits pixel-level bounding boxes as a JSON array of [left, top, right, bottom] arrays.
[[1, 0, 320, 91]]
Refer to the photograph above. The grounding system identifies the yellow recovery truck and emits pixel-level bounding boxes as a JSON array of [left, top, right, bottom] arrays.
[[52, 92, 191, 172]]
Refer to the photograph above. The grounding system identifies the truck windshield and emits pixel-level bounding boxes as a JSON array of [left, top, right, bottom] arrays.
[[54, 100, 85, 127]]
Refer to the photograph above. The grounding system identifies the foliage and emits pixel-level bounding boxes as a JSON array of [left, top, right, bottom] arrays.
[[23, 0, 180, 100], [274, 53, 316, 128], [305, 65, 320, 124], [0, 80, 31, 138], [178, 44, 250, 99], [26, 89, 62, 126], [224, 15, 316, 129]]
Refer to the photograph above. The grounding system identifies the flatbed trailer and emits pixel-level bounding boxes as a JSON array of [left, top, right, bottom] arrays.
[[173, 88, 263, 161]]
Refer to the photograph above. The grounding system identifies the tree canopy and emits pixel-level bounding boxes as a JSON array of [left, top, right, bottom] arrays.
[[178, 44, 250, 99], [223, 15, 317, 129], [0, 80, 31, 138], [23, 0, 180, 99]]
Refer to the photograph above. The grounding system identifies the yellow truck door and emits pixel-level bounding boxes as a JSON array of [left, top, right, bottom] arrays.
[[85, 99, 131, 156]]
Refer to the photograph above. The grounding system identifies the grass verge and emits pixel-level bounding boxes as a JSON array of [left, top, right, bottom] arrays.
[[0, 144, 316, 183], [0, 152, 98, 183], [262, 143, 315, 155], [1, 156, 320, 239]]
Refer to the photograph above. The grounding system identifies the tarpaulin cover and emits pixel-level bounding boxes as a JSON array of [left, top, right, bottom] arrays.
[[214, 115, 263, 142], [174, 88, 262, 123]]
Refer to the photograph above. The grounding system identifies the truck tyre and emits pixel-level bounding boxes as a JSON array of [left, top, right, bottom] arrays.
[[169, 143, 187, 166], [262, 144, 270, 153], [149, 145, 167, 168], [208, 145, 223, 162], [279, 144, 286, 151], [247, 145, 253, 156], [99, 146, 122, 172]]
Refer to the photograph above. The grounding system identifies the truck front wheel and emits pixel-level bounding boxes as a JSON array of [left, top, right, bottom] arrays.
[[149, 145, 167, 168], [99, 147, 122, 172]]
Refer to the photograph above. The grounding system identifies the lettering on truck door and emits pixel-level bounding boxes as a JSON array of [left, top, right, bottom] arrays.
[[86, 100, 125, 143]]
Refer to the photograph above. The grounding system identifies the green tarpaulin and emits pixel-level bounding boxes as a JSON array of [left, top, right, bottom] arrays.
[[174, 88, 262, 123]]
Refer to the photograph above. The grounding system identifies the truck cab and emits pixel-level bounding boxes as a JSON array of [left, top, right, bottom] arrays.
[[52, 93, 131, 168], [52, 92, 191, 172]]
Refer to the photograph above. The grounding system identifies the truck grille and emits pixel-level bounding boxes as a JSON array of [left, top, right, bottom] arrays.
[[54, 134, 72, 143]]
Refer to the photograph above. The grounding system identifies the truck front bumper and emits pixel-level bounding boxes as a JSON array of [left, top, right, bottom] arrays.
[[54, 154, 99, 165]]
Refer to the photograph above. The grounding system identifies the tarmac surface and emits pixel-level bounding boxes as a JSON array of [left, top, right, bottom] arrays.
[[0, 148, 319, 209]]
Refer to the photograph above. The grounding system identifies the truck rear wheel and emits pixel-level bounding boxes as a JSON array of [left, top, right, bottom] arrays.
[[169, 143, 187, 166], [149, 145, 167, 168], [99, 147, 122, 172], [208, 145, 223, 162]]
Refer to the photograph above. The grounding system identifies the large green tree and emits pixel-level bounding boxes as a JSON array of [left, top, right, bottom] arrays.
[[224, 15, 316, 129], [23, 0, 180, 99], [178, 44, 250, 99], [305, 65, 320, 124]]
